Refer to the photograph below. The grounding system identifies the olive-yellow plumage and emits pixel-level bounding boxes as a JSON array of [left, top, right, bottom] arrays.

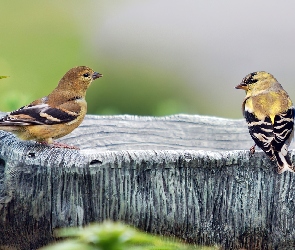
[[236, 71, 294, 174], [0, 66, 103, 149]]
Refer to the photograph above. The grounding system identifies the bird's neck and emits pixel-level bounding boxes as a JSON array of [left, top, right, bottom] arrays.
[[48, 88, 86, 106]]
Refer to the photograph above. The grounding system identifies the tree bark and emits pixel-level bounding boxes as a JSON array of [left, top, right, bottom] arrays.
[[0, 113, 294, 250]]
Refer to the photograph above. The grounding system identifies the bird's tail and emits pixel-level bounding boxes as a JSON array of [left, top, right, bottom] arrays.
[[274, 150, 294, 174], [0, 125, 21, 132]]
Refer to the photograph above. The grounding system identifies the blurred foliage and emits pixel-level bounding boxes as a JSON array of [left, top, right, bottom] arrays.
[[0, 1, 84, 110], [0, 76, 9, 79], [1, 91, 33, 111], [0, 0, 202, 116], [87, 59, 198, 116], [40, 221, 218, 250]]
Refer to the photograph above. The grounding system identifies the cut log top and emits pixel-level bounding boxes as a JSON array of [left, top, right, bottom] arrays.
[[0, 113, 260, 170], [0, 111, 255, 151], [2, 111, 294, 153], [1, 112, 295, 250], [65, 113, 253, 151]]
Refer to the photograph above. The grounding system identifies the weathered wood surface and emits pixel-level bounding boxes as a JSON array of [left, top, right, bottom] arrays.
[[0, 112, 295, 250]]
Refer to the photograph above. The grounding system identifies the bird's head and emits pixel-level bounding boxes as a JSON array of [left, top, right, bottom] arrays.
[[235, 71, 277, 94], [58, 66, 103, 92]]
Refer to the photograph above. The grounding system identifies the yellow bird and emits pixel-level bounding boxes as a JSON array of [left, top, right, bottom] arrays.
[[0, 66, 102, 149], [236, 71, 294, 174]]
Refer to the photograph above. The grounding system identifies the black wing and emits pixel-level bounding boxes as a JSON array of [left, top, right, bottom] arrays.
[[0, 104, 78, 126], [272, 107, 294, 151], [244, 110, 275, 158]]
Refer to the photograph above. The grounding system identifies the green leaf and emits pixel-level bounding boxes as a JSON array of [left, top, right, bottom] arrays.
[[0, 76, 9, 79], [41, 221, 218, 250]]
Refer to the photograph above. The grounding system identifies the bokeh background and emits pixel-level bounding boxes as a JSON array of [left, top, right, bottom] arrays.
[[1, 0, 295, 118]]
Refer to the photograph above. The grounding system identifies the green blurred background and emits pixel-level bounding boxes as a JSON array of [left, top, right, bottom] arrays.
[[1, 0, 295, 118]]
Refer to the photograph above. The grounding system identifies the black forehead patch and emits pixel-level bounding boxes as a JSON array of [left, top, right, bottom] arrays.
[[243, 72, 258, 85]]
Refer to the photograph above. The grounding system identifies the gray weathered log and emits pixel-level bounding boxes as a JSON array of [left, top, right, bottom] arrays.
[[0, 112, 295, 250]]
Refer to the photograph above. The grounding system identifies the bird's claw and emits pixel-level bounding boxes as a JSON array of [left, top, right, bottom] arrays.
[[249, 144, 256, 154]]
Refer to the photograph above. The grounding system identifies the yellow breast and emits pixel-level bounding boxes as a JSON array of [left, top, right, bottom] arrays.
[[245, 92, 292, 124]]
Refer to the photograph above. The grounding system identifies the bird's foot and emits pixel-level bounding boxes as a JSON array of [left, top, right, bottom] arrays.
[[249, 144, 256, 154], [270, 155, 276, 161], [38, 141, 80, 150]]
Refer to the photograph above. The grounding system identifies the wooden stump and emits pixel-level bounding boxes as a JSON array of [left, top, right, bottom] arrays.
[[0, 113, 294, 250]]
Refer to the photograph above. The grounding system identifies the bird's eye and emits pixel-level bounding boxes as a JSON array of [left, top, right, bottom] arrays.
[[83, 73, 89, 77]]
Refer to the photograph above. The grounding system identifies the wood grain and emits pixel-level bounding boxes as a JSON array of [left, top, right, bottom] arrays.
[[0, 113, 294, 250]]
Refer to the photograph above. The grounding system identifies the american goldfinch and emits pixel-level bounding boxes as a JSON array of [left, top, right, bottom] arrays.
[[0, 66, 102, 149], [236, 71, 294, 174]]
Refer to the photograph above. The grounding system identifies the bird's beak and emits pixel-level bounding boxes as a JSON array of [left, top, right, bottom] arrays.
[[92, 72, 103, 80], [235, 83, 247, 90]]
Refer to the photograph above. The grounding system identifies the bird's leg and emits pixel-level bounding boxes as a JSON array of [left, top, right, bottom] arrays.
[[249, 144, 256, 154]]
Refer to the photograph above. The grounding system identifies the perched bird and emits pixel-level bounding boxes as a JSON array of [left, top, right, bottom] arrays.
[[0, 66, 103, 149], [236, 71, 294, 174]]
